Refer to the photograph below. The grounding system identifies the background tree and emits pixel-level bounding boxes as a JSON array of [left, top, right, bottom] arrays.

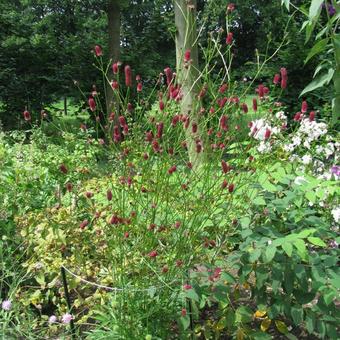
[[174, 0, 204, 168]]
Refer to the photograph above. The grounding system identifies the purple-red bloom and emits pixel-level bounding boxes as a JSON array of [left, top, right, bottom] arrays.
[[280, 67, 288, 89], [164, 67, 173, 85], [124, 65, 132, 87], [227, 3, 235, 12], [252, 98, 258, 112], [273, 74, 280, 85], [59, 164, 68, 174], [112, 62, 119, 74], [148, 250, 158, 258], [184, 49, 191, 62], [94, 45, 102, 56], [226, 32, 233, 45], [88, 97, 96, 112], [23, 110, 31, 121]]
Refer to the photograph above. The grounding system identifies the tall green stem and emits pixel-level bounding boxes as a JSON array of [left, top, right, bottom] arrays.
[[332, 33, 340, 126]]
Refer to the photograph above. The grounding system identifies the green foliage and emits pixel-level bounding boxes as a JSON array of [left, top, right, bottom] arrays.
[[180, 163, 339, 338]]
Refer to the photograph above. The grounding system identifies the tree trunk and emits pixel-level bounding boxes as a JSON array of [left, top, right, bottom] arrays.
[[332, 34, 340, 126], [174, 0, 204, 169], [64, 96, 67, 115], [106, 0, 121, 114]]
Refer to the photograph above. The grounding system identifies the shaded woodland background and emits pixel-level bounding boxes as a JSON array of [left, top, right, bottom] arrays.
[[0, 0, 329, 129]]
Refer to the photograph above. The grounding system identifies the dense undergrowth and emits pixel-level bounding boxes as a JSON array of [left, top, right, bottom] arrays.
[[1, 87, 339, 339]]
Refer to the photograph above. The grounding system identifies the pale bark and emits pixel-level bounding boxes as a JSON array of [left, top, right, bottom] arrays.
[[174, 0, 205, 169], [106, 0, 120, 114]]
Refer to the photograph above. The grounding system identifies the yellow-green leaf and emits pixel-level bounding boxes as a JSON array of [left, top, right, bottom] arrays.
[[307, 237, 327, 247], [275, 320, 288, 334], [261, 318, 272, 332]]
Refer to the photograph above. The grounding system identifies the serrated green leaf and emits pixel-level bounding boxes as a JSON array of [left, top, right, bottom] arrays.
[[251, 332, 272, 340], [323, 289, 336, 305], [216, 316, 227, 331], [221, 272, 236, 283], [249, 248, 262, 262], [225, 307, 235, 329], [293, 239, 308, 259], [265, 246, 276, 262], [184, 288, 199, 302], [291, 306, 304, 325], [317, 320, 327, 338], [307, 237, 327, 247], [240, 216, 251, 229], [282, 242, 293, 257], [275, 320, 288, 334], [253, 197, 266, 206], [326, 323, 337, 339], [305, 311, 316, 334], [298, 228, 316, 238], [235, 306, 253, 324], [180, 315, 190, 330], [305, 190, 316, 203]]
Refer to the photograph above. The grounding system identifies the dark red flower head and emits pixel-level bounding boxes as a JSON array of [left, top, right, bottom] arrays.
[[227, 3, 235, 12], [148, 250, 158, 258], [156, 122, 164, 139], [23, 110, 31, 121], [219, 83, 228, 94], [94, 45, 102, 56], [112, 62, 119, 74], [184, 49, 191, 62], [66, 182, 73, 192], [124, 65, 132, 87], [301, 101, 308, 113], [159, 100, 165, 111], [280, 68, 288, 89], [111, 81, 119, 90], [226, 32, 233, 45], [164, 67, 173, 85], [264, 128, 271, 140], [257, 84, 265, 98], [59, 164, 68, 174], [88, 97, 96, 112], [241, 103, 248, 113], [221, 160, 230, 174], [252, 98, 257, 112], [80, 219, 89, 230], [273, 74, 280, 85], [107, 190, 113, 201]]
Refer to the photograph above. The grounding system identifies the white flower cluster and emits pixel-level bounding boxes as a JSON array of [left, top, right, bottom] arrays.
[[249, 119, 271, 141], [275, 110, 287, 121], [284, 118, 327, 153], [331, 206, 340, 223], [249, 118, 280, 154], [299, 119, 328, 140]]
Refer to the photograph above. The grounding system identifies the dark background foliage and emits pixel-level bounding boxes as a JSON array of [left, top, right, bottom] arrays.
[[0, 0, 325, 129]]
